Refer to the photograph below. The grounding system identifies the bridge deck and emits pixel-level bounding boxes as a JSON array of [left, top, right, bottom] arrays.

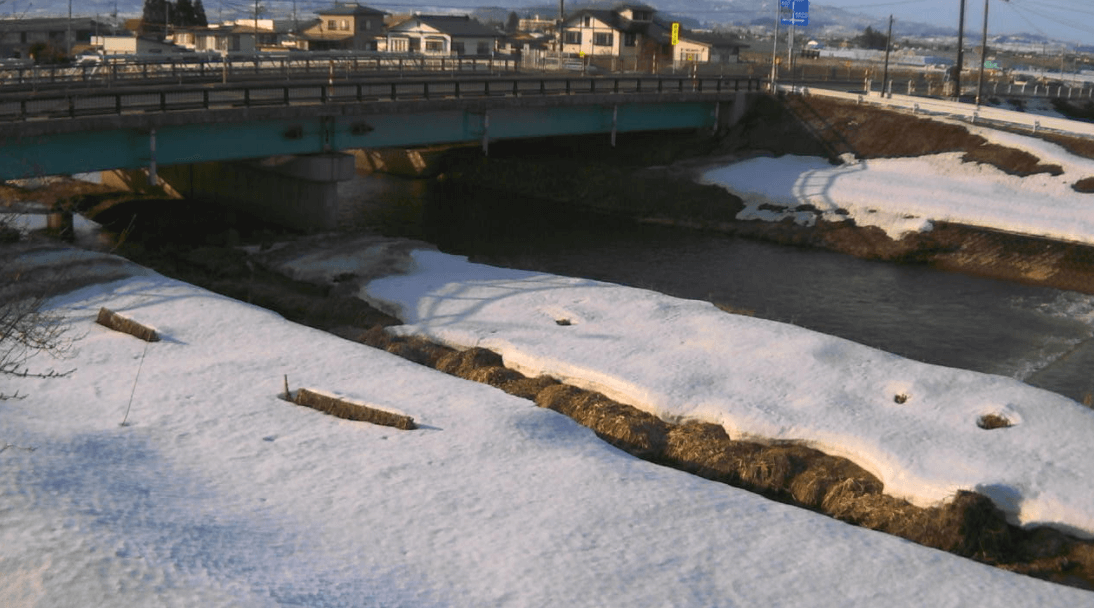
[[1, 76, 762, 181]]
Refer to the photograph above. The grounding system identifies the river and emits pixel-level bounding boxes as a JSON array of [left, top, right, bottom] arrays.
[[401, 186, 1094, 404]]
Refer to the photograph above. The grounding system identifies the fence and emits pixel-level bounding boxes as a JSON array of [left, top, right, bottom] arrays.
[[786, 85, 1094, 139], [0, 53, 521, 89]]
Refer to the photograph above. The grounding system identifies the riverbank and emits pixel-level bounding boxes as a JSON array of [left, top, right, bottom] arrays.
[[8, 233, 1094, 606], [436, 94, 1094, 295]]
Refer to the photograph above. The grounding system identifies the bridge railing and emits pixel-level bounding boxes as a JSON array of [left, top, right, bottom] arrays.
[[0, 53, 520, 89], [0, 76, 763, 122]]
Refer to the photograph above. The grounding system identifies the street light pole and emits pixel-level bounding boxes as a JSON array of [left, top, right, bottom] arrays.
[[954, 0, 966, 99], [975, 0, 989, 107], [882, 15, 893, 98]]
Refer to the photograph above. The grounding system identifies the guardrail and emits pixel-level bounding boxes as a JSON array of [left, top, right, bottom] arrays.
[[0, 54, 520, 89], [786, 85, 1094, 139], [0, 75, 763, 122]]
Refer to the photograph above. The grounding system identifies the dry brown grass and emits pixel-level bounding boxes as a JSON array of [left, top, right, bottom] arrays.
[[362, 327, 1094, 592], [292, 387, 416, 430], [977, 413, 1014, 430], [95, 307, 159, 342]]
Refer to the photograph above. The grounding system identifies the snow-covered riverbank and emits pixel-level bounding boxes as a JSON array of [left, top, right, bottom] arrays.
[[4, 234, 1094, 606]]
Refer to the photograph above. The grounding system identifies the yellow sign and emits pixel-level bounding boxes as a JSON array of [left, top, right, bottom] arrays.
[[671, 22, 679, 45]]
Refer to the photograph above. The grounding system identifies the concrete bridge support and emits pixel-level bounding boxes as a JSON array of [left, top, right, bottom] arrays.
[[106, 153, 357, 231]]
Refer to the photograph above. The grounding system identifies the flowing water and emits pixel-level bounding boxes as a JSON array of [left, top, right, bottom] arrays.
[[406, 190, 1094, 404]]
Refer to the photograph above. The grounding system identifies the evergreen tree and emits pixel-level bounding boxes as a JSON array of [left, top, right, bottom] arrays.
[[851, 26, 889, 51], [141, 0, 168, 37], [175, 0, 194, 26], [192, 0, 208, 27], [505, 11, 520, 33]]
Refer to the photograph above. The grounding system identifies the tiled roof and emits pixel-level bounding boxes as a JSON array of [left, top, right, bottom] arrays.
[[319, 3, 386, 17], [402, 15, 501, 38]]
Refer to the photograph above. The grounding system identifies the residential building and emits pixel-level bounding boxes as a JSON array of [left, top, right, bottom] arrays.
[[95, 34, 190, 56], [0, 17, 114, 60], [385, 15, 501, 56], [559, 4, 745, 71], [297, 2, 386, 51]]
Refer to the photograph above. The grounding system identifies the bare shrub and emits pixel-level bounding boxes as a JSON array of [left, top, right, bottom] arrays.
[[1, 223, 77, 399]]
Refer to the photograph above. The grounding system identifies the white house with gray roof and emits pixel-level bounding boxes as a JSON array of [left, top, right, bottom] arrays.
[[385, 15, 502, 57]]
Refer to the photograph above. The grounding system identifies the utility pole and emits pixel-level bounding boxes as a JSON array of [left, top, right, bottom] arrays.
[[770, 0, 781, 91], [254, 0, 259, 52], [954, 0, 966, 99], [66, 0, 71, 59], [557, 0, 564, 68], [882, 15, 893, 98], [975, 0, 989, 107]]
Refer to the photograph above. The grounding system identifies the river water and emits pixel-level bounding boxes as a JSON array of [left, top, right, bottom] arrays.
[[405, 188, 1094, 404]]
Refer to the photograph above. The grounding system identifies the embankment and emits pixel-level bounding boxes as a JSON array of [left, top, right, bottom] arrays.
[[432, 94, 1094, 295]]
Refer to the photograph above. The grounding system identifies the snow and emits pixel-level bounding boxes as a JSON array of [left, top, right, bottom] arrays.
[[7, 120, 1094, 605], [4, 245, 1094, 607], [698, 125, 1094, 244]]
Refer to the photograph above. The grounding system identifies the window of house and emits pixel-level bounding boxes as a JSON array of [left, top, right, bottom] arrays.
[[593, 32, 613, 46], [425, 38, 444, 52], [476, 41, 490, 55], [563, 30, 581, 45], [583, 16, 591, 26], [623, 32, 637, 47], [339, 19, 350, 31], [633, 11, 651, 21], [363, 20, 372, 31], [390, 37, 407, 52], [453, 41, 465, 55], [327, 19, 337, 30]]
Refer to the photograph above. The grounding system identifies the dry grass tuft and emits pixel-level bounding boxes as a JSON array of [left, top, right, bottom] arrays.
[[894, 393, 909, 404], [1072, 177, 1094, 193], [713, 302, 756, 316], [293, 387, 416, 430], [535, 384, 669, 459], [978, 414, 1013, 430], [95, 307, 159, 342]]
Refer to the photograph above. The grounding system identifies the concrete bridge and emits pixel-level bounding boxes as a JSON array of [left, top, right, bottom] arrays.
[[1, 74, 762, 229]]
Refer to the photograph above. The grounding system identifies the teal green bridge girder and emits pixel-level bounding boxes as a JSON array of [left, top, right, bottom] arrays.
[[0, 80, 761, 181]]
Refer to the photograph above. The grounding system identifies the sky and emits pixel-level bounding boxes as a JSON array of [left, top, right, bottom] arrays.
[[818, 0, 1094, 45], [6, 97, 1094, 604]]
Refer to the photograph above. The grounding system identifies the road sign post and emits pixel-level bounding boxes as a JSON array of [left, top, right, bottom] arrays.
[[778, 1, 808, 90]]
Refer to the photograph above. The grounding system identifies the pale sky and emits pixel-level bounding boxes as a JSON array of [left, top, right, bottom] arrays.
[[819, 0, 1094, 45]]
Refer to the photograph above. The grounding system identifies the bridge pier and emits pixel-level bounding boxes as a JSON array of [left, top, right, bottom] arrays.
[[143, 153, 357, 231]]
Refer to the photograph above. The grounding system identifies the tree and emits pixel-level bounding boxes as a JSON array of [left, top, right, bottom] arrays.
[[505, 11, 520, 33], [192, 0, 208, 27], [141, 0, 168, 38], [175, 0, 195, 26], [852, 26, 889, 51]]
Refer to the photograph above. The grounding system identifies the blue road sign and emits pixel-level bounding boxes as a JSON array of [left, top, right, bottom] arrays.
[[780, 0, 809, 26]]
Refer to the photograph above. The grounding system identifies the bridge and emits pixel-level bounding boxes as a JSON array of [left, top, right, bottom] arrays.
[[1, 72, 761, 229], [1, 73, 761, 180]]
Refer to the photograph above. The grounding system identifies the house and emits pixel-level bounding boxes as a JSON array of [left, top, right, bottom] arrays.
[[559, 4, 746, 71], [0, 17, 115, 60], [170, 20, 292, 54], [385, 15, 502, 56], [95, 34, 190, 56], [296, 2, 387, 51]]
